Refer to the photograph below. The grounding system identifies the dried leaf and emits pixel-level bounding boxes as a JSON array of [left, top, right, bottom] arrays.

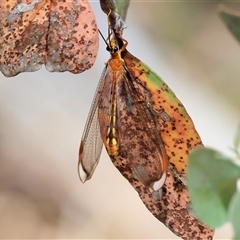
[[116, 49, 214, 240], [0, 0, 99, 77]]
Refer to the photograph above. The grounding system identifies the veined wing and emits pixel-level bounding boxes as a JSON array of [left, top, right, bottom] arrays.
[[98, 60, 168, 191], [122, 49, 202, 179], [118, 66, 168, 191], [98, 61, 120, 157], [78, 66, 108, 182]]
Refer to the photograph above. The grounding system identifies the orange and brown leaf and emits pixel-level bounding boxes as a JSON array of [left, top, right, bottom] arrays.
[[123, 50, 202, 176], [116, 49, 214, 239], [0, 0, 99, 77]]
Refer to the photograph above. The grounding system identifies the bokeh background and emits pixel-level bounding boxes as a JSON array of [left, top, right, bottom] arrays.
[[0, 1, 240, 239]]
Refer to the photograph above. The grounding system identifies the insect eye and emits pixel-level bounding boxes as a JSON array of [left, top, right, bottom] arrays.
[[113, 46, 119, 53], [106, 46, 110, 52]]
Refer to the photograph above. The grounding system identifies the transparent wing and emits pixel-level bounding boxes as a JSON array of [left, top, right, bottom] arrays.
[[97, 62, 168, 191], [123, 49, 202, 177], [115, 68, 168, 191], [78, 66, 107, 182]]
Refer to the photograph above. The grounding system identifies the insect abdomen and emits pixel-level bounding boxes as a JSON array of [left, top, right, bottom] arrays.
[[105, 79, 119, 156], [106, 126, 119, 156]]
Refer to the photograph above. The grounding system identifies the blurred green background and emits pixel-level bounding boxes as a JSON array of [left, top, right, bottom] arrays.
[[0, 1, 239, 239]]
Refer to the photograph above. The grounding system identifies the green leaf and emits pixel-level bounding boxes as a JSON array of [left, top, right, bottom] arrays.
[[228, 189, 240, 240], [187, 148, 240, 227], [115, 0, 130, 21], [219, 7, 240, 44], [233, 125, 240, 156]]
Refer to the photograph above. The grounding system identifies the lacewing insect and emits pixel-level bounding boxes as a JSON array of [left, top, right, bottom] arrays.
[[78, 31, 168, 192], [0, 0, 99, 77], [78, 21, 214, 240]]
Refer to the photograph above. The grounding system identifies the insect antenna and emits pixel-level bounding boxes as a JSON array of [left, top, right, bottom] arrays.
[[98, 28, 116, 53], [98, 29, 109, 47]]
